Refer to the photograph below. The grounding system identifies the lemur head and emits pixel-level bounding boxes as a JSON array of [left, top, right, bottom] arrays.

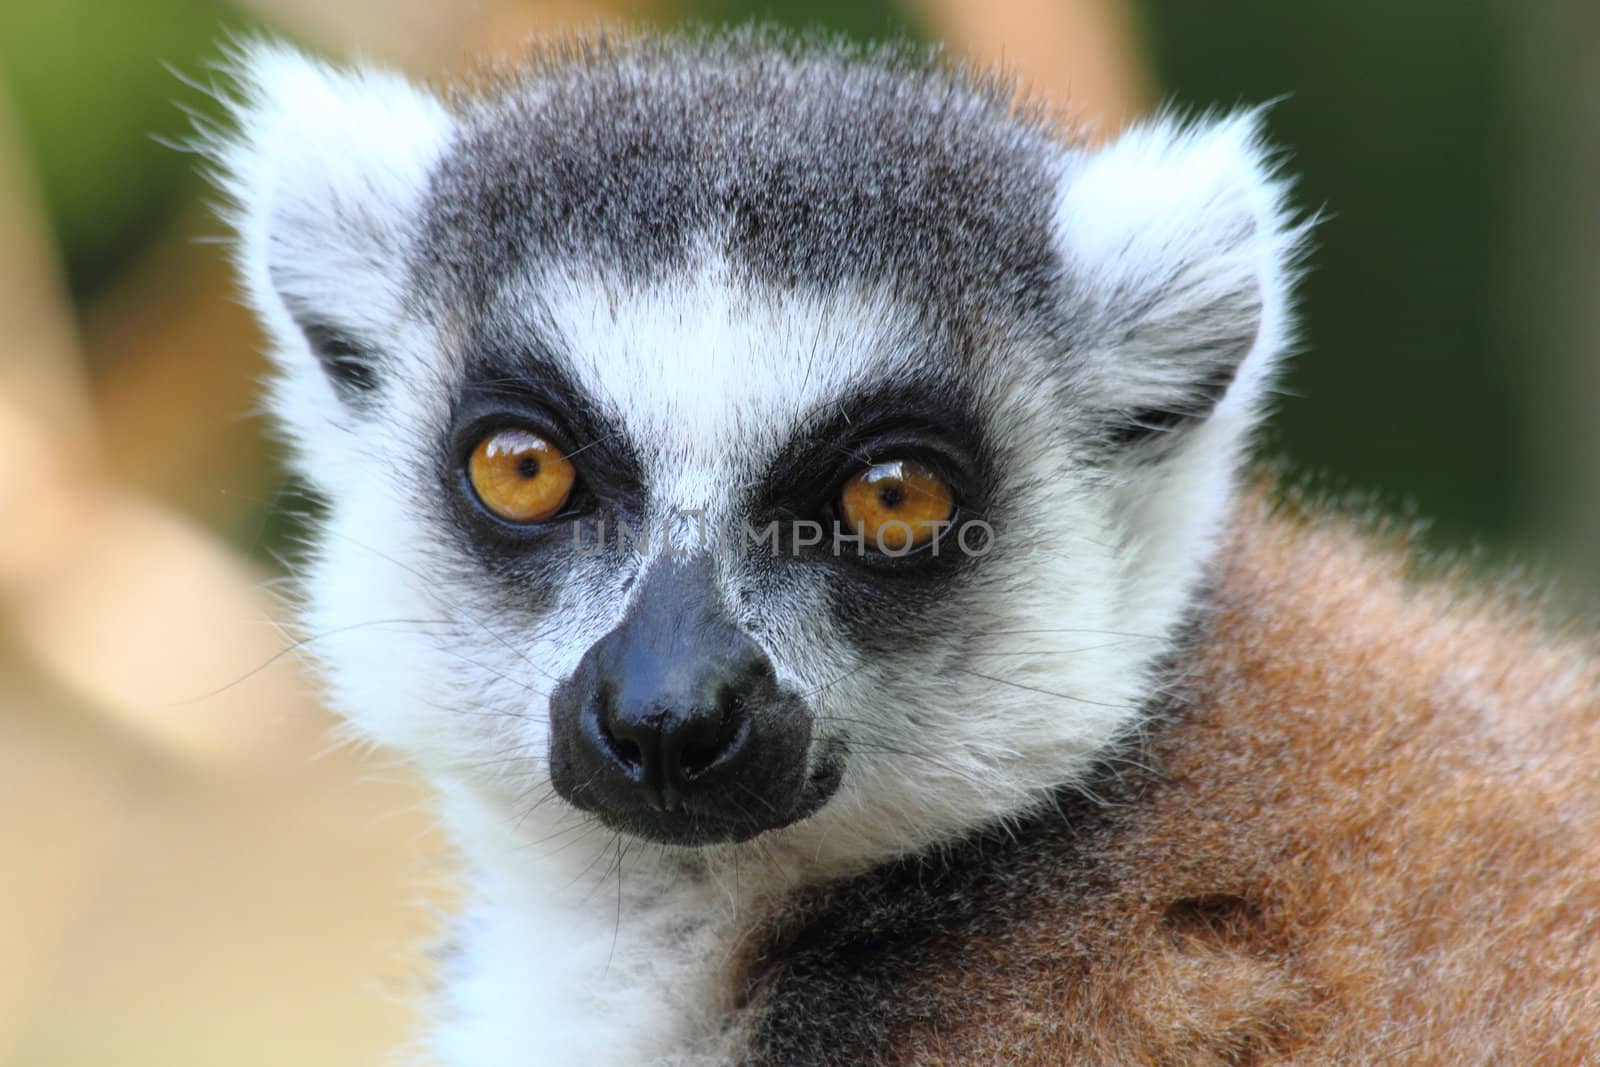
[[215, 32, 1299, 870]]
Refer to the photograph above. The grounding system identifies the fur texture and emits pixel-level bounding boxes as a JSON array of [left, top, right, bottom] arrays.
[[203, 28, 1597, 1067], [740, 491, 1600, 1064]]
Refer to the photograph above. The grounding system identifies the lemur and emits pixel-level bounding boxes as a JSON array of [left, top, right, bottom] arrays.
[[208, 29, 1600, 1065]]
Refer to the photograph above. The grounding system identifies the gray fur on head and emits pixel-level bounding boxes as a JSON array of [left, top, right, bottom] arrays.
[[206, 28, 1305, 1066], [417, 32, 1065, 329]]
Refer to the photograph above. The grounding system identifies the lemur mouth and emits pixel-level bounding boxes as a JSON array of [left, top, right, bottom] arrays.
[[576, 742, 851, 851], [552, 736, 846, 848]]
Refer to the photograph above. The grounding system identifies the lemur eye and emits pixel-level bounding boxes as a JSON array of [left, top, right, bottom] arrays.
[[468, 429, 576, 523], [839, 459, 956, 552]]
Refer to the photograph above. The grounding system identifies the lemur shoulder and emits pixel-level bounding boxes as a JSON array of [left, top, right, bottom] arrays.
[[206, 29, 1600, 1066]]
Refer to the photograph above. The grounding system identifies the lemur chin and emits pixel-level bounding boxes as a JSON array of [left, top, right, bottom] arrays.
[[204, 29, 1600, 1066]]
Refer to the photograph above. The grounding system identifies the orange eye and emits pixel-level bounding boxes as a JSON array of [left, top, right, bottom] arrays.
[[467, 428, 576, 524], [839, 459, 956, 553]]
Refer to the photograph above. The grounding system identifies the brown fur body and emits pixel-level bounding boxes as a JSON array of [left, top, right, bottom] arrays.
[[741, 493, 1600, 1065]]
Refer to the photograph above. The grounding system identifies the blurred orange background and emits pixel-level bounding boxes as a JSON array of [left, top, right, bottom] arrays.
[[0, 1, 1593, 1064]]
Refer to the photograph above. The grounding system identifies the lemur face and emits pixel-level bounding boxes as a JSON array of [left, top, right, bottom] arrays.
[[216, 35, 1298, 867]]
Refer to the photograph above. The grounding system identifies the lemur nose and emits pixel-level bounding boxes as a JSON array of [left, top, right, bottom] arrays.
[[593, 651, 768, 808], [546, 556, 822, 842]]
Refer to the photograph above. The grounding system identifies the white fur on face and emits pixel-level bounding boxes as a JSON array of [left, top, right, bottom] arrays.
[[213, 43, 1302, 1066]]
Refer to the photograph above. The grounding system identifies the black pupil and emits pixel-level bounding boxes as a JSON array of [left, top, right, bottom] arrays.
[[517, 455, 541, 479], [877, 483, 904, 509]]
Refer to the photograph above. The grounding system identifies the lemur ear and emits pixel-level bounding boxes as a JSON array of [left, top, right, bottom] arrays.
[[1053, 111, 1302, 447], [206, 42, 453, 406]]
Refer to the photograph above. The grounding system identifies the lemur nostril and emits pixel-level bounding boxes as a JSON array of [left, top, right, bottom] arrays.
[[678, 740, 722, 777], [595, 687, 646, 771], [605, 731, 643, 771]]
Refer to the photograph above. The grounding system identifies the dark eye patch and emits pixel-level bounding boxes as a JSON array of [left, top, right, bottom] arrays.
[[434, 329, 646, 582], [755, 376, 985, 503], [454, 326, 645, 501], [743, 374, 997, 574]]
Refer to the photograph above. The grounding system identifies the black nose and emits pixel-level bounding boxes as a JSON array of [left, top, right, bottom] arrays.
[[548, 557, 832, 845], [592, 635, 772, 809]]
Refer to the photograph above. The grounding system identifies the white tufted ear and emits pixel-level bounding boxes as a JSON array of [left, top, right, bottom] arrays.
[[1054, 110, 1302, 448], [1053, 111, 1306, 648], [206, 41, 454, 408]]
